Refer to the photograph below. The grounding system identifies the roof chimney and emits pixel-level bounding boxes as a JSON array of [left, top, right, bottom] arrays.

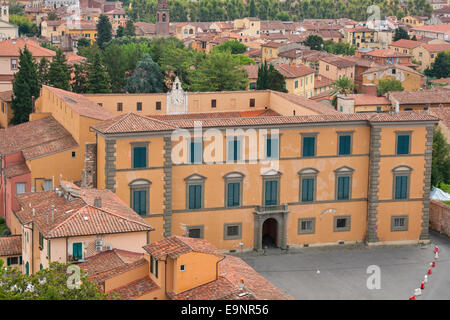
[[94, 197, 102, 208], [51, 205, 55, 222]]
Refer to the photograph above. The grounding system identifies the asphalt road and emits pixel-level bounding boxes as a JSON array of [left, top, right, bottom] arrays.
[[239, 231, 450, 300]]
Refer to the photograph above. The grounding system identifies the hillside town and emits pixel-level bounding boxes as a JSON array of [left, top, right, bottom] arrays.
[[0, 0, 449, 303]]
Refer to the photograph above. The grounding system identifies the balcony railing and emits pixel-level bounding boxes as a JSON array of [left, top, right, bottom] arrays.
[[254, 204, 288, 214]]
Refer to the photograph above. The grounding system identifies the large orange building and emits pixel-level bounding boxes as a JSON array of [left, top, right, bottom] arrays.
[[64, 78, 438, 252]]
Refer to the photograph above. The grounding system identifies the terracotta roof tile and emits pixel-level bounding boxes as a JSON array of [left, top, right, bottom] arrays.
[[274, 64, 315, 78], [4, 162, 30, 178], [0, 235, 22, 256], [342, 94, 391, 106], [242, 64, 258, 79], [412, 24, 450, 33], [0, 39, 56, 58], [15, 187, 153, 239], [388, 87, 450, 105], [421, 43, 450, 52], [109, 276, 159, 300], [0, 90, 12, 102], [79, 249, 144, 278], [364, 48, 412, 58], [143, 236, 221, 260], [44, 86, 114, 120], [0, 116, 78, 158], [390, 39, 421, 49], [92, 113, 177, 134], [430, 77, 450, 85], [429, 107, 450, 130], [319, 54, 356, 68]]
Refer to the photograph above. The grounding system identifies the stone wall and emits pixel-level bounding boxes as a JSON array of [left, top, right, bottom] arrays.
[[429, 199, 450, 237], [81, 143, 97, 188]]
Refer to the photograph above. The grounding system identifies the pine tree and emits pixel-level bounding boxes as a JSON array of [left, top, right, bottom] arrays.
[[256, 61, 287, 92], [72, 63, 88, 93], [394, 27, 410, 41], [432, 127, 450, 187], [125, 54, 165, 93], [86, 52, 111, 93], [37, 57, 49, 88], [10, 47, 39, 125], [47, 49, 71, 90], [96, 14, 112, 50], [124, 20, 135, 37]]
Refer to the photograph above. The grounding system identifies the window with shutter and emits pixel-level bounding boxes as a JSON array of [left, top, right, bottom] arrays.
[[302, 136, 316, 157], [133, 146, 147, 168], [395, 175, 408, 199], [188, 184, 202, 209], [337, 176, 350, 200], [301, 178, 314, 202], [227, 182, 240, 207], [265, 180, 278, 206], [339, 135, 351, 155], [396, 134, 410, 155], [190, 141, 202, 164]]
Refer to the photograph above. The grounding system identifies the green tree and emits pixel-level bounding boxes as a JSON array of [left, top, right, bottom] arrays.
[[0, 260, 114, 300], [86, 52, 111, 93], [249, 0, 256, 17], [256, 61, 287, 92], [330, 76, 356, 107], [125, 54, 165, 93], [431, 127, 450, 187], [425, 51, 450, 79], [377, 78, 404, 95], [9, 14, 38, 36], [47, 49, 71, 90], [8, 0, 24, 15], [47, 11, 58, 20], [77, 38, 91, 50], [72, 63, 89, 93], [124, 20, 135, 37], [394, 27, 410, 41], [96, 14, 112, 50], [37, 57, 49, 88], [10, 47, 39, 125], [275, 11, 290, 21], [323, 40, 356, 56], [116, 25, 125, 38], [189, 50, 248, 91], [212, 40, 247, 54], [304, 34, 324, 51]]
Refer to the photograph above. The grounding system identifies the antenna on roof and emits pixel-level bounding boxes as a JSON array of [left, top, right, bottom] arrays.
[[51, 205, 55, 223], [32, 208, 35, 216]]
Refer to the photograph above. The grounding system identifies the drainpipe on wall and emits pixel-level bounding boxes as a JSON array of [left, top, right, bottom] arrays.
[[215, 255, 226, 281]]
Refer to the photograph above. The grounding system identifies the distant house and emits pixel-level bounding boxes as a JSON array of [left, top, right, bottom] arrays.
[[274, 64, 316, 98], [0, 89, 12, 128], [0, 235, 22, 268], [318, 54, 356, 81], [362, 64, 424, 91]]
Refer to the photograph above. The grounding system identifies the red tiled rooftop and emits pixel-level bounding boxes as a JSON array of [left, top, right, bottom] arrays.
[[390, 39, 421, 49], [364, 48, 412, 58], [0, 39, 56, 58], [110, 276, 159, 300], [412, 24, 450, 33], [0, 90, 12, 102], [421, 43, 450, 52], [15, 186, 153, 239], [242, 64, 258, 79], [4, 162, 30, 178], [342, 94, 392, 106], [274, 64, 315, 78], [0, 116, 78, 158], [80, 249, 144, 278], [0, 235, 22, 257], [143, 236, 221, 260], [388, 87, 450, 105]]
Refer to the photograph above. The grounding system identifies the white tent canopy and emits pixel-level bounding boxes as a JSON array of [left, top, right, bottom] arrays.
[[430, 187, 450, 201]]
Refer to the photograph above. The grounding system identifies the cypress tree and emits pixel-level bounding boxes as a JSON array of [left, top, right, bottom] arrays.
[[72, 63, 88, 93], [116, 25, 125, 38], [86, 52, 111, 93], [249, 0, 256, 17], [47, 49, 71, 90], [10, 47, 39, 125], [37, 57, 49, 88], [96, 14, 112, 50], [124, 20, 135, 37]]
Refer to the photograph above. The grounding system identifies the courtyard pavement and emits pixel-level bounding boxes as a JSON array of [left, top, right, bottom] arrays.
[[238, 231, 450, 300]]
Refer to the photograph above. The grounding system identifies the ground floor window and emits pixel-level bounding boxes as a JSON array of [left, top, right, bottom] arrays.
[[391, 215, 408, 232], [186, 225, 204, 239], [298, 218, 315, 234], [334, 215, 351, 232]]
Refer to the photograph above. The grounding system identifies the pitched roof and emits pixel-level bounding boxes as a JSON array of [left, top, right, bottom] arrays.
[[0, 116, 78, 159], [390, 39, 421, 49], [363, 64, 423, 76], [14, 185, 154, 239], [429, 106, 450, 131], [388, 87, 450, 105], [319, 54, 356, 68], [364, 48, 412, 58], [4, 162, 30, 178], [79, 249, 144, 278], [149, 109, 280, 121], [143, 236, 221, 260], [43, 86, 114, 120], [430, 77, 450, 85], [421, 43, 450, 52], [314, 75, 333, 89], [412, 24, 450, 33], [109, 276, 159, 300], [270, 90, 339, 114], [242, 64, 258, 79], [0, 90, 12, 102], [274, 64, 315, 78], [0, 235, 22, 257], [0, 39, 56, 58], [91, 112, 177, 134]]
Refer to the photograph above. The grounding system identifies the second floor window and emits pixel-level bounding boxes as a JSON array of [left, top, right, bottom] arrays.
[[302, 135, 316, 157], [227, 182, 241, 207], [337, 176, 350, 200], [190, 141, 202, 164], [396, 133, 410, 155], [301, 178, 315, 202], [133, 146, 147, 168], [338, 134, 352, 155], [11, 59, 17, 70], [264, 180, 278, 206], [227, 138, 241, 162], [265, 136, 279, 159], [394, 175, 408, 199]]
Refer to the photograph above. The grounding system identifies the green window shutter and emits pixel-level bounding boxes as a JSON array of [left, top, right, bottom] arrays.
[[302, 178, 314, 202], [190, 142, 202, 163], [338, 176, 350, 200], [265, 180, 278, 206], [133, 190, 146, 215], [266, 138, 272, 158], [19, 256, 22, 265], [189, 185, 196, 209], [397, 135, 410, 155], [73, 243, 82, 260], [7, 257, 11, 266], [227, 140, 233, 161], [303, 137, 315, 157], [133, 147, 147, 168], [395, 176, 408, 199], [339, 135, 351, 155], [189, 185, 201, 209], [228, 182, 240, 207]]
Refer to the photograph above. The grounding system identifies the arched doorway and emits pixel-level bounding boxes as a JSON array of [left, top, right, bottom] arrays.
[[262, 218, 278, 248]]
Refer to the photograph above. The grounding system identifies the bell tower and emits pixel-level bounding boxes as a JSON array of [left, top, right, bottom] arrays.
[[155, 0, 169, 36], [1, 1, 9, 23]]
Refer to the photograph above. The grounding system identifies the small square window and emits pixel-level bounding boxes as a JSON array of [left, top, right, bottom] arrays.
[[391, 215, 408, 231], [156, 101, 161, 110], [188, 228, 202, 238], [298, 218, 315, 234], [334, 216, 351, 232], [224, 223, 242, 240], [180, 265, 185, 271]]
